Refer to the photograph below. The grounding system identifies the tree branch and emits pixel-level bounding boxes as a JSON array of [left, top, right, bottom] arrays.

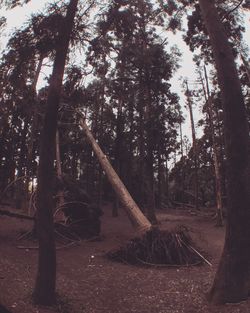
[[221, 0, 244, 22]]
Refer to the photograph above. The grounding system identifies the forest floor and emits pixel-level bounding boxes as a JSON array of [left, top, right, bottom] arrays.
[[0, 203, 250, 313]]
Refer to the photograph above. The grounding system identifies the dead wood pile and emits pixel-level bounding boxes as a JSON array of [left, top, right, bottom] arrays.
[[107, 226, 207, 266]]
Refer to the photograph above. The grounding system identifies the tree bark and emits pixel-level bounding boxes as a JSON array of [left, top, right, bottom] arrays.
[[33, 0, 79, 305], [199, 0, 250, 304], [79, 117, 152, 233]]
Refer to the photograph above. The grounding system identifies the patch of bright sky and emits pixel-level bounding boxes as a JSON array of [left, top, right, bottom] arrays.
[[0, 2, 46, 49], [0, 2, 249, 143]]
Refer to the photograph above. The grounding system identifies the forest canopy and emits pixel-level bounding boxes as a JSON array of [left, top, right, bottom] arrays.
[[0, 0, 249, 212]]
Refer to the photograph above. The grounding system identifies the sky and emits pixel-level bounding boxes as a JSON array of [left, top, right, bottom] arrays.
[[0, 1, 249, 145]]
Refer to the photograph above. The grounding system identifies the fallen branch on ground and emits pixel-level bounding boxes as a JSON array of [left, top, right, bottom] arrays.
[[172, 201, 195, 208], [16, 241, 79, 250], [0, 209, 34, 220]]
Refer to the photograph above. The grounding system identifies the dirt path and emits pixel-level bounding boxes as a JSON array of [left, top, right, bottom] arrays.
[[0, 205, 249, 313]]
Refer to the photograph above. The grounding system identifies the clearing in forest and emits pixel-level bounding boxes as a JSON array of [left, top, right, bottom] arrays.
[[1, 204, 250, 313]]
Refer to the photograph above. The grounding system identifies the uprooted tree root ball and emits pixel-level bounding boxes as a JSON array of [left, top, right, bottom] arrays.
[[107, 226, 208, 267]]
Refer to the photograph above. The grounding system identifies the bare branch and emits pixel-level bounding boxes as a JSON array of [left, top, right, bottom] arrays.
[[221, 0, 244, 22]]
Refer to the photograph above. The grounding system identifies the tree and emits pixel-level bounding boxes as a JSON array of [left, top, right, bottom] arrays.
[[0, 3, 69, 207], [185, 81, 199, 210], [88, 0, 181, 221], [198, 0, 250, 304], [200, 65, 223, 226], [184, 0, 247, 63], [33, 0, 79, 305], [79, 115, 152, 232]]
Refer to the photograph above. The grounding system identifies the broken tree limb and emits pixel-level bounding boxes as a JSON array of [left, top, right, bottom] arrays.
[[172, 201, 195, 208], [0, 209, 34, 221], [79, 115, 152, 233], [0, 176, 27, 201]]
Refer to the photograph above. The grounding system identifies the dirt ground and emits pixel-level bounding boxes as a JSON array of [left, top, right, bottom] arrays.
[[1, 204, 250, 313]]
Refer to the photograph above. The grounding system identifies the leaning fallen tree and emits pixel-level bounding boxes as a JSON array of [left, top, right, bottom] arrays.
[[79, 114, 152, 233], [79, 113, 208, 267]]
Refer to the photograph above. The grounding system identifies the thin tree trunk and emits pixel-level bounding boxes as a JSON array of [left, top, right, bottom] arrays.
[[138, 98, 146, 209], [26, 55, 44, 184], [200, 66, 223, 226], [178, 108, 185, 203], [55, 130, 66, 221], [179, 107, 184, 159], [33, 0, 79, 305], [97, 168, 103, 208], [113, 104, 123, 217], [185, 82, 199, 210], [26, 55, 45, 214], [199, 0, 250, 304], [145, 148, 157, 224], [79, 116, 152, 232], [165, 159, 170, 207], [15, 119, 28, 210], [157, 153, 163, 210], [144, 76, 157, 223]]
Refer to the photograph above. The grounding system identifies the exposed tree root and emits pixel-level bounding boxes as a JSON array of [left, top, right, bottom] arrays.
[[107, 226, 209, 267], [17, 221, 101, 248]]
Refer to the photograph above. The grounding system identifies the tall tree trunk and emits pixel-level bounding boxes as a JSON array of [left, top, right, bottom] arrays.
[[113, 104, 124, 217], [33, 0, 79, 305], [145, 147, 157, 224], [79, 117, 152, 233], [97, 168, 103, 208], [214, 103, 227, 205], [157, 153, 163, 210], [200, 66, 223, 226], [15, 119, 29, 210], [55, 130, 66, 221], [165, 159, 170, 207], [144, 78, 157, 223], [179, 107, 184, 159], [26, 55, 45, 213], [199, 0, 250, 304], [178, 107, 185, 203], [185, 82, 199, 210], [27, 55, 44, 183]]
